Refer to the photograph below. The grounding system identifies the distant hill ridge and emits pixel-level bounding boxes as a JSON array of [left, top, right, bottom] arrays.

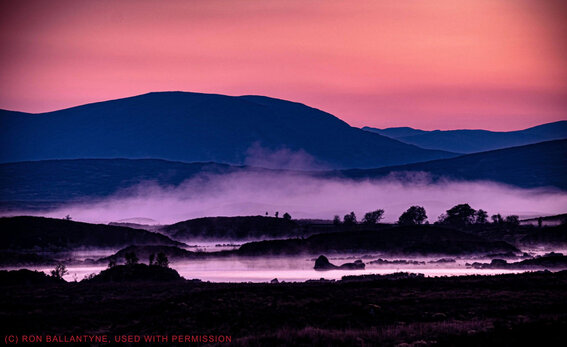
[[363, 121, 567, 153], [337, 139, 567, 190], [0, 91, 455, 168], [1, 139, 565, 210]]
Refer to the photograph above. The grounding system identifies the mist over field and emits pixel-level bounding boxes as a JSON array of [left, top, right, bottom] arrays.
[[7, 170, 566, 225]]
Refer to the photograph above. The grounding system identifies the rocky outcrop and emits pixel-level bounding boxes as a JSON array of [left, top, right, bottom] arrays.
[[314, 255, 338, 270], [339, 260, 365, 270], [314, 255, 365, 271], [468, 253, 567, 269]]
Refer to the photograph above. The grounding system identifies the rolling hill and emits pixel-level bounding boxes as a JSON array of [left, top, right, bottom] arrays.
[[236, 225, 519, 256], [337, 139, 567, 190], [0, 216, 183, 251], [363, 121, 567, 153], [0, 91, 455, 169], [161, 216, 300, 241]]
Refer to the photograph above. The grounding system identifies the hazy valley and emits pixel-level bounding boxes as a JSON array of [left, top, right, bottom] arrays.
[[1, 91, 566, 345]]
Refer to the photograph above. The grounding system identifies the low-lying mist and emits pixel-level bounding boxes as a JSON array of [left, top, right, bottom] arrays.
[[5, 170, 567, 225]]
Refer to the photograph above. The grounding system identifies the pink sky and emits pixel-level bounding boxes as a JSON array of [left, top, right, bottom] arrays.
[[1, 0, 566, 130]]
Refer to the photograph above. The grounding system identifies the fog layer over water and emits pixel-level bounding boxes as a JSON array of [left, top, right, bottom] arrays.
[[22, 255, 533, 283], [7, 171, 567, 224]]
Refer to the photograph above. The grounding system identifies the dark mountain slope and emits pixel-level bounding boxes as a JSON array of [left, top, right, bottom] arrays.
[[363, 126, 427, 138]]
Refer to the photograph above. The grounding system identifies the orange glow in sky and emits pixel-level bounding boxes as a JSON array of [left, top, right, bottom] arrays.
[[0, 0, 566, 130]]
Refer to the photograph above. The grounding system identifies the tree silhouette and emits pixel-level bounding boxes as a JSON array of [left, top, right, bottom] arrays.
[[156, 252, 169, 268], [125, 252, 139, 266], [333, 215, 341, 226], [343, 212, 357, 226], [51, 263, 68, 279], [149, 253, 156, 266], [398, 206, 427, 225], [283, 212, 292, 221], [439, 204, 476, 227], [362, 209, 384, 224], [491, 214, 504, 224], [505, 215, 520, 226], [475, 209, 489, 224]]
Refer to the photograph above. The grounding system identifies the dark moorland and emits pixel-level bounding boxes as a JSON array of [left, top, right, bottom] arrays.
[[1, 269, 566, 346]]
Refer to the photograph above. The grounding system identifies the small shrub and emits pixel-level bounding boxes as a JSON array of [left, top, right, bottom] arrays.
[[50, 263, 68, 280]]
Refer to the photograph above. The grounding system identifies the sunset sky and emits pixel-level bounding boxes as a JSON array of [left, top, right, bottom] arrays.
[[1, 0, 566, 130]]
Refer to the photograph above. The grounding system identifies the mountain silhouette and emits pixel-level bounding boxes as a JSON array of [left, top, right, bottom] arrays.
[[0, 92, 455, 168], [362, 121, 567, 153]]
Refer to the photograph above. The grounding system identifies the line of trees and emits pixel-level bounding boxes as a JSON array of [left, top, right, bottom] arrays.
[[333, 206, 426, 226], [334, 209, 386, 226], [110, 251, 170, 268], [331, 204, 520, 228], [398, 206, 427, 225], [270, 211, 292, 220], [436, 203, 519, 228]]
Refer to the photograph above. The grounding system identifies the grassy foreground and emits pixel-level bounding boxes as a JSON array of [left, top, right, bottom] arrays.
[[1, 271, 566, 346]]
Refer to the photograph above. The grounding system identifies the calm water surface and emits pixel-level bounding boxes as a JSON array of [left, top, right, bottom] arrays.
[[19, 255, 533, 282], [7, 246, 565, 283]]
